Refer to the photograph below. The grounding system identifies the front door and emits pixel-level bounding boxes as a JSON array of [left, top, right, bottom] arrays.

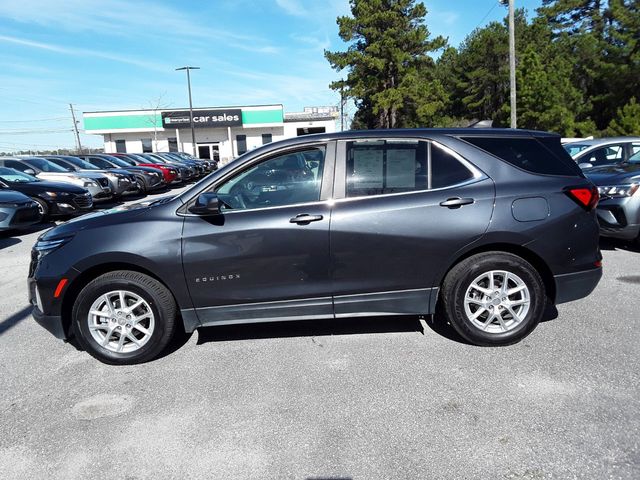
[[330, 138, 495, 316], [182, 142, 336, 326]]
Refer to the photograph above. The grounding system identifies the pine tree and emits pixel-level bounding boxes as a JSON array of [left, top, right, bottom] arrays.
[[325, 0, 446, 129], [605, 98, 640, 136]]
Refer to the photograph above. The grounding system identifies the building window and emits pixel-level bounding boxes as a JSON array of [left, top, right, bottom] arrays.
[[168, 137, 178, 152], [261, 133, 273, 145], [115, 139, 126, 153], [142, 138, 153, 153], [297, 127, 326, 136], [236, 134, 247, 155]]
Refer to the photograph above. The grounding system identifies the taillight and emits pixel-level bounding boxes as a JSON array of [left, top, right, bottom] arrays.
[[565, 185, 599, 211]]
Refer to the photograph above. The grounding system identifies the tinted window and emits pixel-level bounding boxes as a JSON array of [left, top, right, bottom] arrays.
[[168, 137, 178, 152], [216, 146, 325, 210], [142, 139, 153, 153], [236, 135, 247, 155], [431, 144, 475, 189], [630, 145, 640, 163], [4, 160, 30, 173], [578, 145, 624, 167], [62, 156, 100, 170], [462, 136, 579, 176], [0, 167, 38, 183], [262, 133, 272, 145], [46, 158, 75, 171], [115, 139, 126, 153]]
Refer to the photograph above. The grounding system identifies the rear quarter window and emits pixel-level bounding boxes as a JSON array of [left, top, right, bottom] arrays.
[[460, 136, 582, 177]]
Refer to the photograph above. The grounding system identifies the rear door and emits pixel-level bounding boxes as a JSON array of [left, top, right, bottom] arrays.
[[329, 138, 495, 317]]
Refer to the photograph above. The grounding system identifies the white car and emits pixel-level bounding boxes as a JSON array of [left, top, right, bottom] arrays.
[[563, 137, 640, 169]]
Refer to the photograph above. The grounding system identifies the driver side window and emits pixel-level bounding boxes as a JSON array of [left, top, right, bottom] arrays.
[[216, 146, 326, 211]]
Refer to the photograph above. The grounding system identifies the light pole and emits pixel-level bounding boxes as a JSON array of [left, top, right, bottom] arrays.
[[500, 0, 517, 129], [175, 66, 200, 156]]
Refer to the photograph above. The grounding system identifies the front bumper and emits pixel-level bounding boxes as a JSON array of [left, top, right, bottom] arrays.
[[595, 195, 640, 241], [32, 307, 66, 339], [0, 203, 41, 230], [554, 267, 602, 305]]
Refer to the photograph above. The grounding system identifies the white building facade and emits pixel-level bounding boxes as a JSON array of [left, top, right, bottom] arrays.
[[83, 104, 336, 165]]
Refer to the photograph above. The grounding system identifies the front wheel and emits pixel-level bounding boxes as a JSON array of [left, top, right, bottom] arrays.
[[439, 252, 546, 346], [72, 271, 177, 364]]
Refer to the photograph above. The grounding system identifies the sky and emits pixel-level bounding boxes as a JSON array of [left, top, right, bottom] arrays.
[[0, 0, 542, 151]]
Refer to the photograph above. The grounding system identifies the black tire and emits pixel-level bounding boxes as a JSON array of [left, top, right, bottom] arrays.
[[72, 270, 178, 365], [31, 197, 49, 218], [439, 252, 546, 346]]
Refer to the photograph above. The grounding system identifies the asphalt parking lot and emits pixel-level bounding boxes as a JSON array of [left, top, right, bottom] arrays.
[[0, 193, 638, 479]]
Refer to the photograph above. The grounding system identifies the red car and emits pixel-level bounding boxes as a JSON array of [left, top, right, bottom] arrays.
[[110, 153, 179, 184]]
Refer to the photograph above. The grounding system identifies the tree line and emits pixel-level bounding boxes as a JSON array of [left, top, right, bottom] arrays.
[[325, 0, 640, 137]]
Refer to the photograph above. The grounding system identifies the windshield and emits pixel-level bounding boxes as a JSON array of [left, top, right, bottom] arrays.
[[103, 156, 134, 168], [61, 156, 101, 170], [563, 144, 590, 157], [138, 154, 163, 164], [86, 156, 115, 169], [23, 157, 69, 173], [628, 150, 640, 163], [45, 158, 76, 172], [0, 167, 39, 183], [113, 155, 136, 166]]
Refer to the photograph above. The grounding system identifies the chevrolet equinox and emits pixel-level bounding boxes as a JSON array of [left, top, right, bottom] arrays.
[[29, 129, 602, 364]]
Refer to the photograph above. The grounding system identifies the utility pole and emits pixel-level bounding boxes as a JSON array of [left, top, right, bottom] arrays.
[[340, 83, 345, 132], [69, 103, 83, 154], [175, 66, 200, 156], [500, 0, 517, 128]]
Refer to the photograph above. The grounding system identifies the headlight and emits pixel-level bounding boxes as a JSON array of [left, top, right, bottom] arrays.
[[33, 235, 74, 258], [43, 191, 60, 198], [597, 184, 639, 198], [83, 180, 98, 187]]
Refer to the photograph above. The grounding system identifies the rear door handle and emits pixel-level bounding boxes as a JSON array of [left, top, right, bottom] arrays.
[[439, 197, 475, 208], [290, 214, 324, 224]]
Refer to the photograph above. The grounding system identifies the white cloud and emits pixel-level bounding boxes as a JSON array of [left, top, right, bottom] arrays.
[[0, 34, 168, 72], [275, 0, 308, 17], [0, 0, 279, 52]]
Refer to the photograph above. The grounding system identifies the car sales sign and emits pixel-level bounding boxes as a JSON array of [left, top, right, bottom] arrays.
[[162, 109, 242, 128]]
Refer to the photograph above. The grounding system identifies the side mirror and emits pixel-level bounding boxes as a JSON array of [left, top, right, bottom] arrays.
[[189, 192, 221, 216], [24, 168, 36, 175]]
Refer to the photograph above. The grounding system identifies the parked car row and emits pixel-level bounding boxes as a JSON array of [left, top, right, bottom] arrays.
[[563, 137, 640, 245], [0, 152, 215, 232]]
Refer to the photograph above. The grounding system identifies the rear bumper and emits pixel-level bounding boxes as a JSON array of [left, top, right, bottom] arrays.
[[554, 267, 602, 305]]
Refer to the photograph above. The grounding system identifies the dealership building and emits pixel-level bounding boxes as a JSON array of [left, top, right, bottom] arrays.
[[82, 104, 337, 164]]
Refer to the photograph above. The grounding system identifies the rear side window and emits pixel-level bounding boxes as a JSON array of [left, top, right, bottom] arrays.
[[345, 140, 475, 198], [461, 136, 580, 176]]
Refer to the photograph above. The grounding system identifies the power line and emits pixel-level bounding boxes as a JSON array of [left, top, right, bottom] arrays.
[[474, 1, 501, 31], [0, 117, 68, 123]]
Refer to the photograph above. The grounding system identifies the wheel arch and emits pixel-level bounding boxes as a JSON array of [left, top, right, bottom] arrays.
[[437, 243, 556, 304], [60, 262, 184, 338]]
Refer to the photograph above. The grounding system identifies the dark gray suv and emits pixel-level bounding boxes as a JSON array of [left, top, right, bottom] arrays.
[[29, 129, 602, 364]]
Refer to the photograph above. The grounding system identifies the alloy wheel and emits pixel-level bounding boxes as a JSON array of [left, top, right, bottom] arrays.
[[87, 290, 155, 353], [463, 270, 530, 334]]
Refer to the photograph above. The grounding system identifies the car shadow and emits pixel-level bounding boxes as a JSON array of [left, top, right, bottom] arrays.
[[195, 315, 424, 345], [599, 237, 639, 253], [0, 235, 21, 249], [426, 303, 559, 346], [0, 305, 32, 336], [1, 221, 56, 240]]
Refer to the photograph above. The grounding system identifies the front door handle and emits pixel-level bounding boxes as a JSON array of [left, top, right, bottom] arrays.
[[439, 197, 475, 208], [290, 214, 324, 224]]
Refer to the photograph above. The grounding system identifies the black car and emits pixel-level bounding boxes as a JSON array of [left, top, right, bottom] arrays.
[[29, 129, 602, 364], [0, 167, 92, 217], [584, 151, 640, 243]]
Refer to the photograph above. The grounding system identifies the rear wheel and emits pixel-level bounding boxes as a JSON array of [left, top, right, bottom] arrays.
[[439, 252, 546, 346], [72, 271, 177, 364]]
